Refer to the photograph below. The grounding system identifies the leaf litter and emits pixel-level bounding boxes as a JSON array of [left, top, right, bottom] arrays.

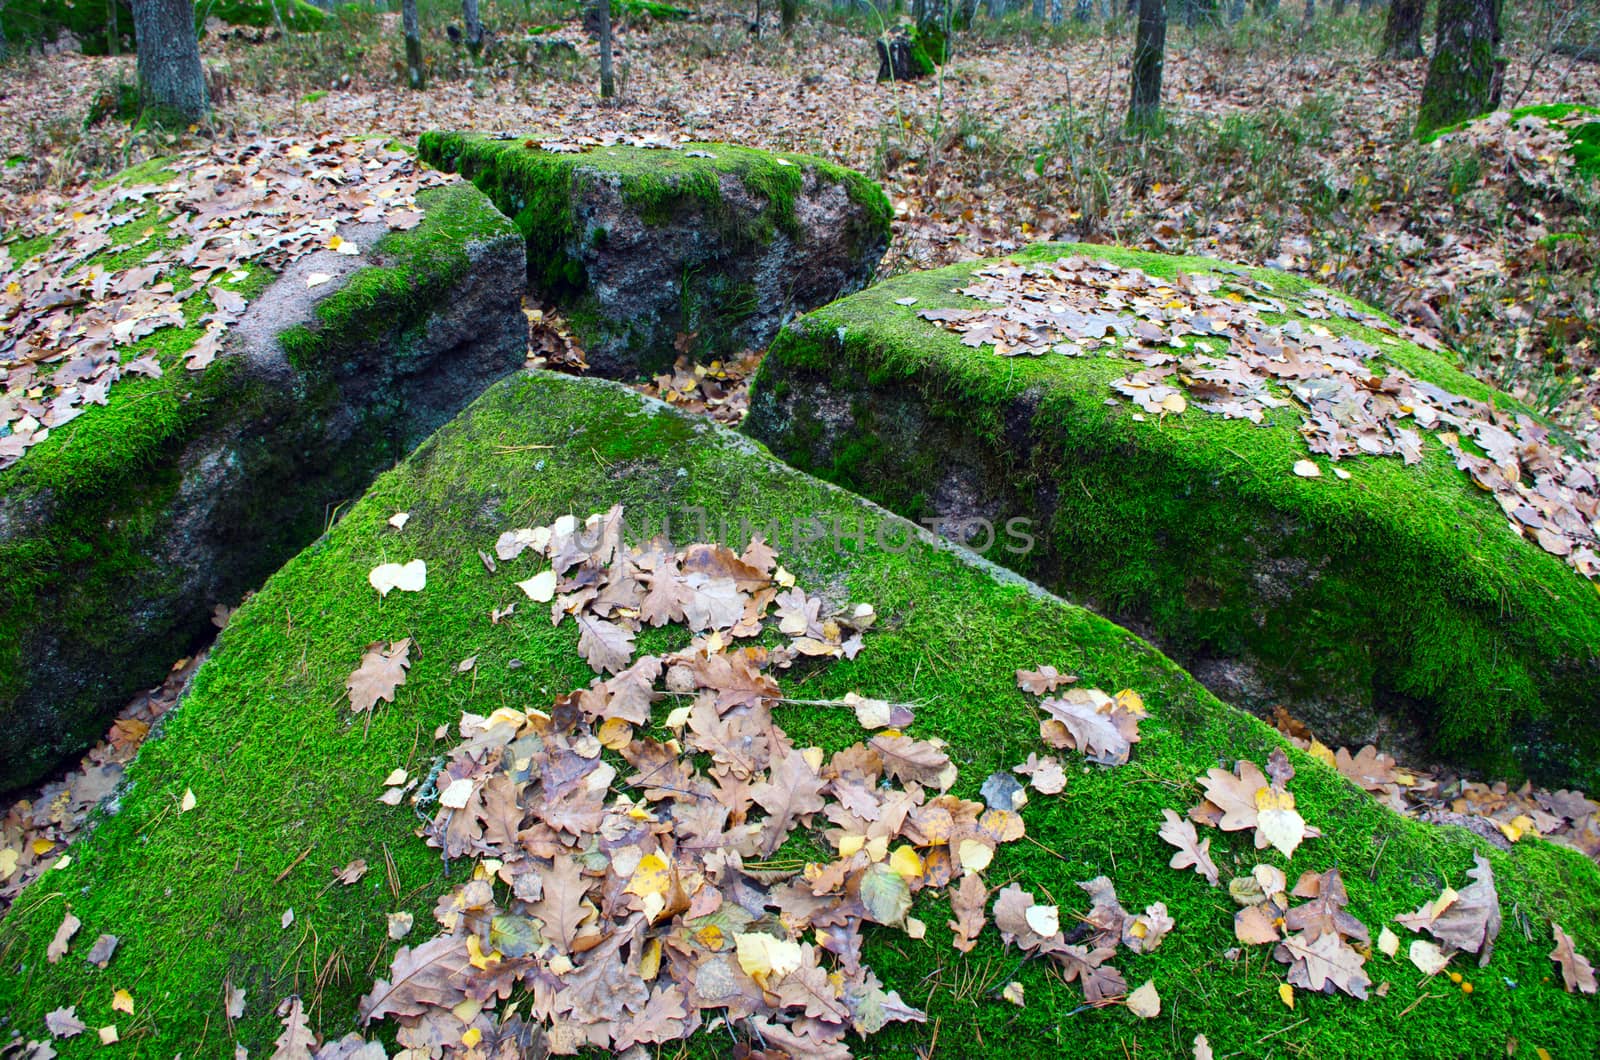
[[0, 136, 451, 470], [918, 255, 1600, 579]]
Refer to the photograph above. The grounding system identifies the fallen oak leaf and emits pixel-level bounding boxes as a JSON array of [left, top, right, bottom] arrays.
[[1550, 924, 1597, 994], [1395, 853, 1500, 966], [346, 639, 412, 714], [47, 909, 80, 963], [948, 872, 987, 953], [1159, 808, 1219, 886]]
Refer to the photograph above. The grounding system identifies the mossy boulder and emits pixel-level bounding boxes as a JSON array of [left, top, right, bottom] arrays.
[[744, 243, 1600, 788], [0, 162, 526, 792], [418, 131, 892, 377], [1429, 103, 1600, 180], [3, 369, 1599, 1056]]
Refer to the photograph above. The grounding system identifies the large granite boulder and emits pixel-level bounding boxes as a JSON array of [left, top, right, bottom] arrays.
[[0, 138, 526, 791], [419, 131, 892, 376], [2, 369, 1596, 1056], [745, 244, 1600, 787]]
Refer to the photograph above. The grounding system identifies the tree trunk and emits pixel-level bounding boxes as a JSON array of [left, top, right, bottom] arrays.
[[1128, 0, 1165, 132], [1228, 0, 1245, 22], [1382, 0, 1426, 59], [131, 0, 209, 123], [1050, 0, 1062, 23], [1418, 0, 1501, 134], [781, 0, 799, 33], [1075, 0, 1091, 16], [597, 0, 615, 98], [1332, 0, 1345, 14], [1303, 0, 1313, 22], [401, 0, 425, 88], [1033, 0, 1044, 20], [463, 0, 485, 57], [107, 0, 121, 56]]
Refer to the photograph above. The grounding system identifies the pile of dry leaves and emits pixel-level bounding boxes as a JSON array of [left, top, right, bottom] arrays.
[[0, 652, 204, 917], [337, 509, 1169, 1056], [0, 136, 449, 469], [919, 256, 1600, 577], [1270, 708, 1600, 864]]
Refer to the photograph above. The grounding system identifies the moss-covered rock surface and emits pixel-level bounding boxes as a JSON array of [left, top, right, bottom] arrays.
[[419, 131, 891, 377], [2, 370, 1599, 1056], [745, 243, 1600, 788], [0, 141, 526, 792]]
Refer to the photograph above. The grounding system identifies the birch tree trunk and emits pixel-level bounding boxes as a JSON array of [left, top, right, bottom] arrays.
[[131, 0, 209, 122]]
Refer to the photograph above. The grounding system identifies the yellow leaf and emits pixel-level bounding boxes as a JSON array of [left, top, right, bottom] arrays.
[[98, 1026, 119, 1045], [1002, 981, 1026, 1006], [1307, 740, 1336, 767], [1127, 979, 1161, 1019], [31, 838, 55, 856], [957, 838, 994, 873], [462, 1027, 482, 1047], [598, 717, 633, 750], [1278, 983, 1295, 1009], [838, 834, 866, 858], [734, 932, 802, 988], [626, 853, 673, 901], [888, 845, 924, 880], [640, 937, 662, 981], [180, 788, 197, 812], [111, 988, 133, 1014]]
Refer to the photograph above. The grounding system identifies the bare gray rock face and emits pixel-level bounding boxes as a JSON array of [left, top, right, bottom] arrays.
[[419, 131, 892, 377], [0, 182, 526, 791]]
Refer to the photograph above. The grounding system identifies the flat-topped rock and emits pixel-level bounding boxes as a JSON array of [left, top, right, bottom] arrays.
[[745, 244, 1600, 787], [1, 369, 1596, 1056], [0, 138, 526, 791], [419, 131, 891, 377]]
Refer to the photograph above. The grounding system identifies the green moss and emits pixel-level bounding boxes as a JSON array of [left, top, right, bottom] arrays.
[[417, 130, 892, 299], [2, 371, 1598, 1057], [301, 90, 329, 104], [201, 0, 327, 32], [0, 167, 519, 790], [747, 243, 1600, 787], [276, 183, 514, 373]]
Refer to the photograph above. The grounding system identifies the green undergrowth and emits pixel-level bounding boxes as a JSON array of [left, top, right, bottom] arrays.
[[417, 129, 891, 306], [0, 166, 519, 790], [1, 371, 1597, 1057], [0, 0, 323, 54], [747, 242, 1600, 788]]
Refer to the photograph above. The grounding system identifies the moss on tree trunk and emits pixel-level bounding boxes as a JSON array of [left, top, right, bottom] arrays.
[[1418, 0, 1504, 136]]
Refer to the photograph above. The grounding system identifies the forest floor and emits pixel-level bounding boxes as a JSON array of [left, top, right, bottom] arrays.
[[4, 2, 1600, 922], [2, 6, 1599, 436]]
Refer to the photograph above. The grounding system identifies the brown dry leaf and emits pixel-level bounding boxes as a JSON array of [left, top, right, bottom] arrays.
[[334, 859, 368, 886], [1550, 924, 1598, 995], [224, 979, 246, 1019], [575, 615, 636, 675], [1283, 868, 1368, 946], [528, 854, 590, 956], [1275, 930, 1370, 999], [948, 872, 987, 953], [272, 996, 317, 1059], [1013, 752, 1066, 795], [1016, 665, 1074, 695], [1038, 687, 1145, 766], [1235, 904, 1282, 945], [346, 639, 412, 714], [1126, 979, 1161, 1018], [1159, 808, 1219, 886], [751, 750, 827, 856], [1395, 853, 1500, 966], [46, 909, 80, 963], [45, 1005, 88, 1038], [84, 933, 118, 968], [357, 935, 472, 1023]]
